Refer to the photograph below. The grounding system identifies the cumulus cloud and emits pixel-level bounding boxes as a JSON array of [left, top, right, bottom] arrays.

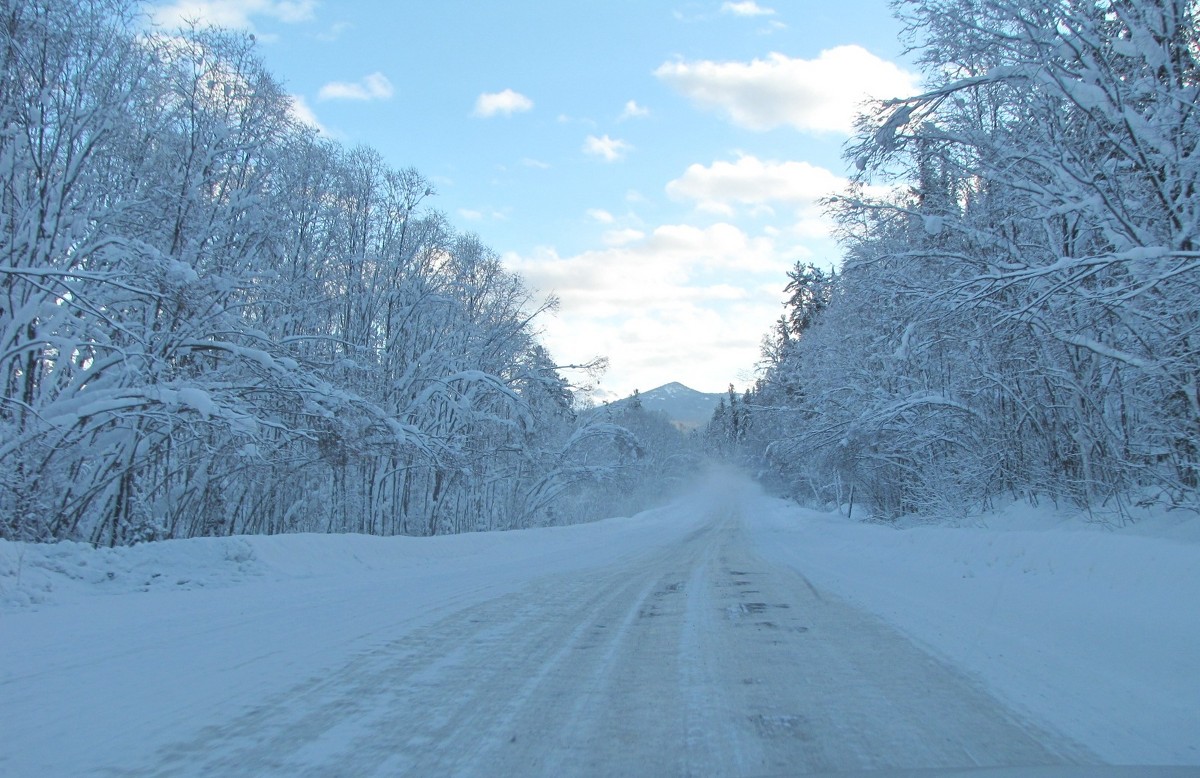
[[151, 0, 316, 30], [473, 89, 534, 118], [587, 208, 616, 224], [721, 1, 775, 16], [666, 155, 846, 209], [583, 134, 632, 162], [503, 223, 787, 393], [665, 155, 868, 241], [655, 46, 919, 133], [602, 228, 646, 246], [620, 100, 650, 120], [318, 72, 394, 101], [506, 224, 778, 316]]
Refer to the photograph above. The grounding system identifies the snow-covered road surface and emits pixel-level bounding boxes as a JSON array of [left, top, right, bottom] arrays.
[[139, 510, 1089, 776], [2, 474, 1093, 776], [3, 468, 1193, 775]]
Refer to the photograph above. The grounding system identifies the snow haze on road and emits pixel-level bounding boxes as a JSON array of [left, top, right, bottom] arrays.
[[2, 469, 1197, 775]]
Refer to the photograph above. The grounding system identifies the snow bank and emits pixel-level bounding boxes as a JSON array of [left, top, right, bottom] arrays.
[[0, 501, 698, 610], [0, 535, 263, 607], [745, 489, 1200, 765], [0, 500, 713, 776]]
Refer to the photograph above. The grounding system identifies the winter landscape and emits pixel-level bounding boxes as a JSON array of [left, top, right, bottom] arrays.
[[3, 0, 1200, 775]]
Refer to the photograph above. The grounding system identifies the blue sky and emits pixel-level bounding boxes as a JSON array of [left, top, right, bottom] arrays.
[[147, 0, 919, 398]]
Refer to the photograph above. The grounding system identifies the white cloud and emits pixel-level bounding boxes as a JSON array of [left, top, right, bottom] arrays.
[[521, 157, 551, 169], [697, 200, 736, 217], [666, 155, 856, 244], [503, 223, 788, 394], [583, 134, 632, 162], [721, 1, 775, 16], [655, 46, 919, 133], [507, 224, 779, 314], [602, 228, 646, 246], [587, 208, 615, 224], [619, 100, 650, 120], [318, 72, 394, 102], [150, 0, 316, 30], [288, 94, 326, 132], [458, 208, 484, 222], [791, 204, 836, 239], [666, 155, 846, 209], [473, 89, 534, 118]]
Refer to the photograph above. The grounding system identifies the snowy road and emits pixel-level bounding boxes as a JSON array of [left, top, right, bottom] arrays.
[[198, 506, 1089, 778], [1, 477, 1109, 777]]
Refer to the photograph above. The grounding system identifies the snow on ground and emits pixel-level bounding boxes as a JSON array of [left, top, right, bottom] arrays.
[[0, 499, 712, 776], [744, 486, 1200, 766], [1, 468, 1198, 774], [0, 499, 702, 609]]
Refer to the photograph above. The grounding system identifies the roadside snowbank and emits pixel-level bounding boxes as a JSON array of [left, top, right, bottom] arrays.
[[0, 499, 713, 776], [744, 485, 1200, 765], [0, 499, 697, 609]]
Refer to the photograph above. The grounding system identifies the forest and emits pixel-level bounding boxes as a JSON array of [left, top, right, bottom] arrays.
[[714, 0, 1200, 520], [5, 0, 1198, 545], [0, 0, 692, 546]]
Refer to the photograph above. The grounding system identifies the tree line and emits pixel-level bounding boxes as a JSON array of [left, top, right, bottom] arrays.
[[719, 0, 1200, 520], [0, 0, 689, 545]]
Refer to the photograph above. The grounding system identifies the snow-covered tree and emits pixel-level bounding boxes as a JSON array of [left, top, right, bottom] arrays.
[[742, 0, 1200, 519], [0, 0, 679, 544]]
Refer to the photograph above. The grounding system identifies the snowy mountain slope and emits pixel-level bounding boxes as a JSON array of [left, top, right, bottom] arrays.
[[1, 469, 1197, 774], [608, 381, 725, 430]]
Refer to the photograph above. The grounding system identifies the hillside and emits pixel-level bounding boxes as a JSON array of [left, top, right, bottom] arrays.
[[612, 382, 725, 431]]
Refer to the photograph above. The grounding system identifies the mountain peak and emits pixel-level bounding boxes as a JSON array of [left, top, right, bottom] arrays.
[[640, 381, 704, 397], [651, 381, 689, 393], [616, 382, 725, 430]]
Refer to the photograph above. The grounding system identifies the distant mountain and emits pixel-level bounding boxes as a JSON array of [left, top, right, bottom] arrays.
[[611, 382, 726, 431]]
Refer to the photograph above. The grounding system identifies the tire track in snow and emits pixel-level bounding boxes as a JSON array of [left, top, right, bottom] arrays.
[[679, 511, 756, 776], [125, 497, 1096, 777]]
